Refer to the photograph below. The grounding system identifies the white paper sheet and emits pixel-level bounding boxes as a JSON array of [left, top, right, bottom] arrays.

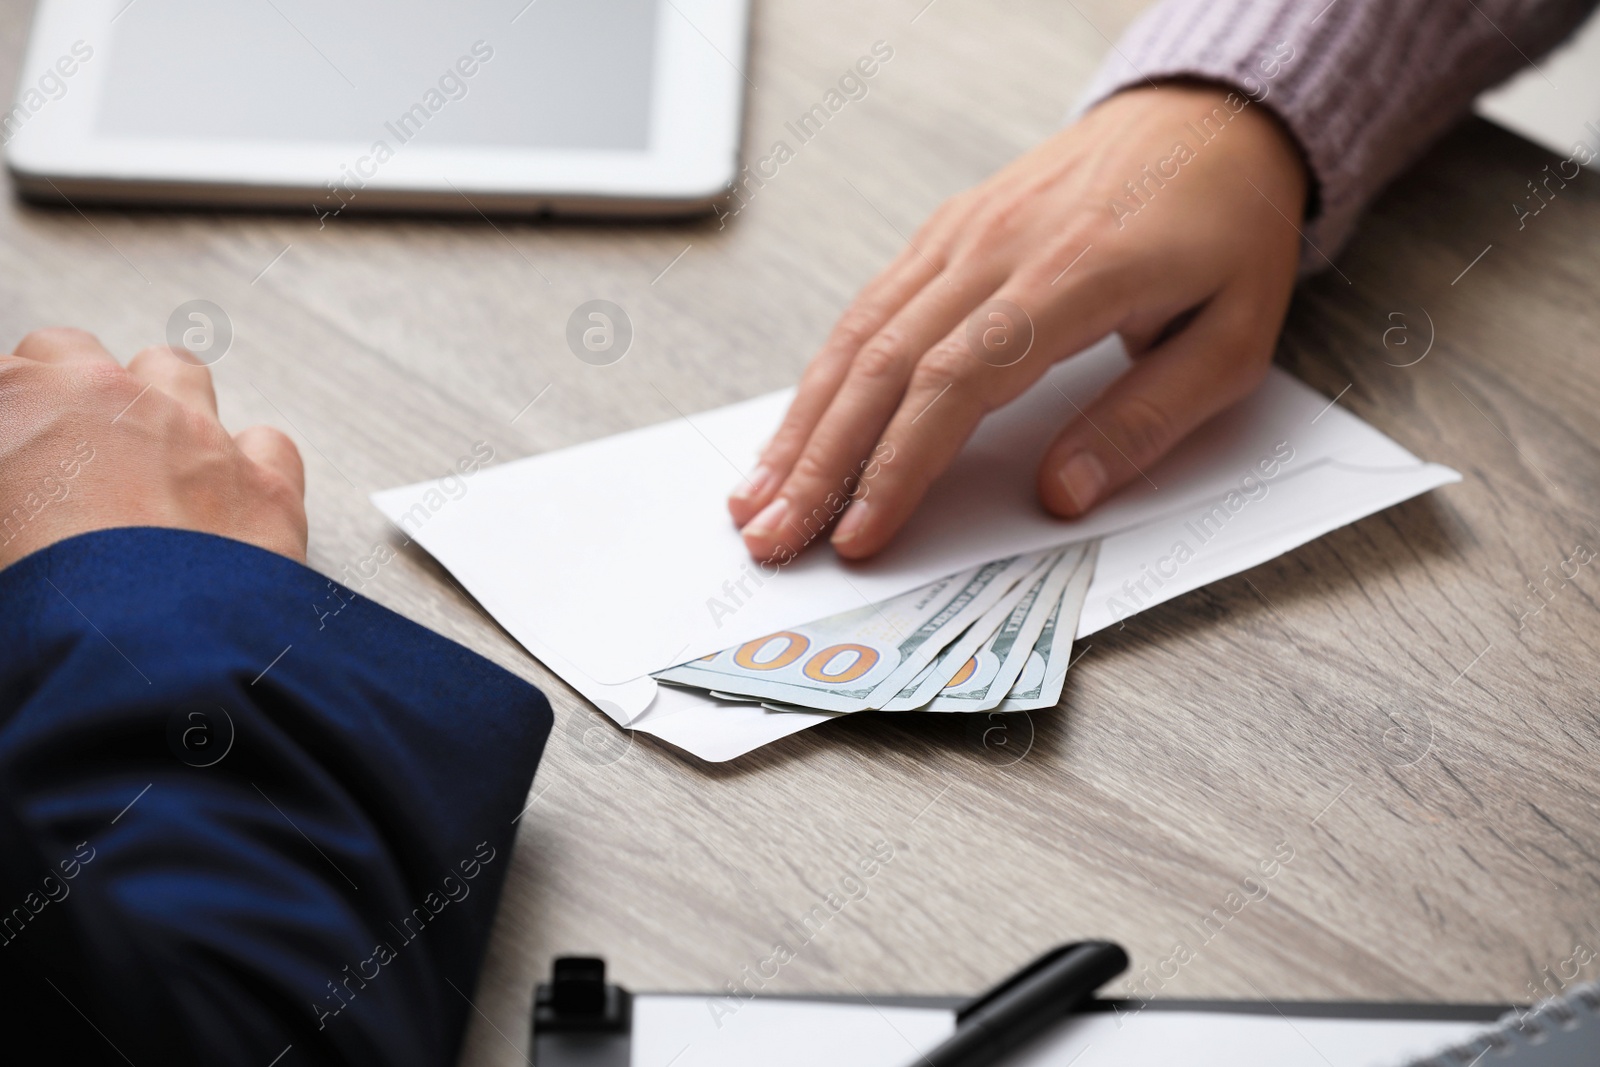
[[623, 997, 1488, 1067], [1005, 1010, 1486, 1067], [372, 336, 1458, 761], [629, 996, 954, 1067]]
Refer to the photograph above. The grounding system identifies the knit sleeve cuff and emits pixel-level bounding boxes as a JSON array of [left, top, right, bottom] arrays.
[[1076, 0, 1599, 274]]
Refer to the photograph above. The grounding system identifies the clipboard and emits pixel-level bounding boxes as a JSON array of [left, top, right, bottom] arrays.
[[530, 953, 1510, 1067]]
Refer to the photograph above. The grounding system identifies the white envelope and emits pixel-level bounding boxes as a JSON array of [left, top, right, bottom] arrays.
[[373, 337, 1457, 761]]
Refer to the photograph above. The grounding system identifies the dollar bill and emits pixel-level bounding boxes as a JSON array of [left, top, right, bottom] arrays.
[[921, 542, 1088, 712], [878, 550, 1060, 711], [995, 540, 1098, 712], [654, 554, 1031, 712]]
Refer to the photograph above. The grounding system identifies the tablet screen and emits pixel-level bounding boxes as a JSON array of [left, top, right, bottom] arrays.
[[95, 0, 658, 151]]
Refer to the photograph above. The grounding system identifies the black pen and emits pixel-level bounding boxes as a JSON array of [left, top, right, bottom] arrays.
[[916, 941, 1130, 1067]]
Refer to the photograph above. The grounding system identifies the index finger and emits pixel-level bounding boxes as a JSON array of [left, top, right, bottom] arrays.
[[727, 241, 941, 528]]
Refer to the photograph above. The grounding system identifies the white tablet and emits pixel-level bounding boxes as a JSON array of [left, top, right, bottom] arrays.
[[5, 0, 748, 217]]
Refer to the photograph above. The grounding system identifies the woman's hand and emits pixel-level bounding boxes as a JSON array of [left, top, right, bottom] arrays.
[[729, 84, 1308, 562], [0, 328, 307, 569]]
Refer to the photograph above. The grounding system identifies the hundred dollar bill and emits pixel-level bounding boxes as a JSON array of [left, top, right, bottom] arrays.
[[995, 540, 1098, 712], [878, 550, 1060, 711], [654, 555, 1031, 712], [921, 542, 1088, 712]]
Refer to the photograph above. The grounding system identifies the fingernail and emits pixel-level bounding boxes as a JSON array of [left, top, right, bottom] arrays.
[[732, 463, 775, 502], [832, 500, 868, 545], [1058, 452, 1106, 514], [742, 497, 789, 539]]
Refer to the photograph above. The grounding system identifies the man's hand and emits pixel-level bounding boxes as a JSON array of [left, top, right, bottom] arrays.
[[0, 328, 306, 569], [728, 84, 1308, 561]]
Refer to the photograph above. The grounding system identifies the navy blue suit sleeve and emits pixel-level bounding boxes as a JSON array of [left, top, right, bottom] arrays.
[[0, 528, 552, 1066]]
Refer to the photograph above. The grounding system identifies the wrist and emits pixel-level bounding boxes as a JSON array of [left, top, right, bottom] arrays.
[[1095, 81, 1312, 222]]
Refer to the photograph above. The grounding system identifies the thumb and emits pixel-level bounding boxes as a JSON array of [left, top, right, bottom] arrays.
[[1036, 299, 1271, 517]]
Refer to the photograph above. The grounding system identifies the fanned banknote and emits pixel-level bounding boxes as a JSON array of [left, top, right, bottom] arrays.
[[877, 550, 1060, 711], [994, 540, 1097, 712], [655, 539, 1100, 714], [921, 542, 1089, 712], [654, 554, 1031, 712]]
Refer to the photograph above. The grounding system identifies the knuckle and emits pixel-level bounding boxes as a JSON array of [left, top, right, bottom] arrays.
[[915, 338, 974, 383], [850, 329, 909, 382], [786, 449, 834, 490], [246, 468, 308, 538], [791, 452, 871, 507], [146, 404, 225, 456], [261, 425, 297, 452], [75, 359, 132, 396], [970, 207, 1007, 242], [261, 428, 304, 470], [966, 199, 1023, 247], [260, 468, 303, 511], [133, 346, 209, 382], [1031, 230, 1095, 280], [828, 308, 881, 352], [238, 423, 286, 448], [190, 409, 231, 448], [19, 326, 97, 353], [129, 344, 181, 369], [1107, 396, 1175, 462]]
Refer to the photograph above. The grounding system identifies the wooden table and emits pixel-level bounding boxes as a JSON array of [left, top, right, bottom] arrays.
[[4, 1, 1598, 1064]]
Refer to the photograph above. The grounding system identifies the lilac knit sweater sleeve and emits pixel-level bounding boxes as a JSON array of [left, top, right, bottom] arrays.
[[1080, 0, 1598, 269]]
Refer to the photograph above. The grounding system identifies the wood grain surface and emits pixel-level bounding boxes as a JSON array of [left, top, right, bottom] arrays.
[[2, 2, 1597, 1065]]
